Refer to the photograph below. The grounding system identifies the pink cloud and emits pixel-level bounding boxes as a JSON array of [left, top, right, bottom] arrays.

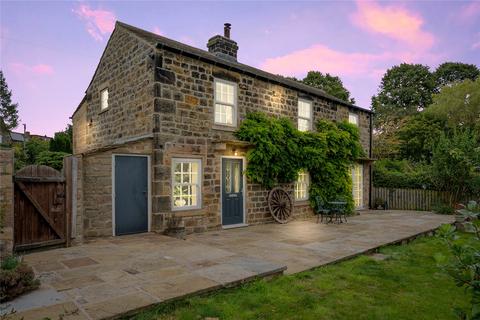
[[261, 44, 392, 78], [10, 63, 54, 76], [459, 2, 480, 20], [32, 64, 54, 75], [152, 26, 165, 36], [73, 4, 115, 41], [350, 0, 435, 52]]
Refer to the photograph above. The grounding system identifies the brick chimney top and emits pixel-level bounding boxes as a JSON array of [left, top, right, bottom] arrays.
[[207, 23, 238, 62]]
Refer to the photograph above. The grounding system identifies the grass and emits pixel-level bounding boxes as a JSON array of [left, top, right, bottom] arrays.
[[129, 233, 474, 320]]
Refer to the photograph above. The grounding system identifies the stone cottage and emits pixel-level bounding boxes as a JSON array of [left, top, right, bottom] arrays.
[[71, 21, 373, 239]]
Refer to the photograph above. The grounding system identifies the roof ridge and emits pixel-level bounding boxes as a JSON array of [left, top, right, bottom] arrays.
[[73, 20, 371, 115]]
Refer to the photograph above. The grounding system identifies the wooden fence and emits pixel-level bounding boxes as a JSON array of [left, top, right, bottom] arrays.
[[372, 187, 450, 211]]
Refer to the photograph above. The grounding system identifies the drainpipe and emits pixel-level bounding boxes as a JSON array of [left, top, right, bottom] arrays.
[[369, 114, 373, 209]]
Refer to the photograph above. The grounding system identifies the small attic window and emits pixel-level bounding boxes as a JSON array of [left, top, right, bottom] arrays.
[[100, 88, 109, 111]]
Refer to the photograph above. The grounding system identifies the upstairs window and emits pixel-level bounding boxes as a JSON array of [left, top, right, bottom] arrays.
[[294, 170, 310, 201], [214, 79, 237, 126], [349, 113, 359, 126], [298, 99, 312, 132], [100, 88, 109, 111], [172, 158, 202, 210]]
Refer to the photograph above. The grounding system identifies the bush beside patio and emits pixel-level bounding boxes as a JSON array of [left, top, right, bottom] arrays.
[[0, 255, 40, 302]]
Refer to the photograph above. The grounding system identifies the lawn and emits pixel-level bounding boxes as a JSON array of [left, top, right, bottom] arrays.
[[130, 233, 472, 320]]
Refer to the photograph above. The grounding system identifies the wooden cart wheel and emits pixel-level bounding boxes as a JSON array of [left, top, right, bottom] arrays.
[[268, 187, 293, 224]]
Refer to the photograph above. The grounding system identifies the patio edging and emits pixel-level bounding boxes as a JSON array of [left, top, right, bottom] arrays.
[[104, 265, 287, 320]]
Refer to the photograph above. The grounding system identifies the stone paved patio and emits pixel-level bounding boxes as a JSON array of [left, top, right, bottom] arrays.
[[1, 210, 453, 320]]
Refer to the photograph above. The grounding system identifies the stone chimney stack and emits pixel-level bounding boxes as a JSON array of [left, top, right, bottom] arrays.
[[207, 23, 238, 62]]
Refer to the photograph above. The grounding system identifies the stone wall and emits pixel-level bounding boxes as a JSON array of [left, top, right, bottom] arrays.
[[80, 140, 152, 237], [0, 148, 14, 257], [151, 48, 372, 234], [72, 26, 155, 155], [72, 25, 372, 238]]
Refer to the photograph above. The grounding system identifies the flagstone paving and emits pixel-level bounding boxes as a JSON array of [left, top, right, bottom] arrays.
[[1, 210, 453, 320]]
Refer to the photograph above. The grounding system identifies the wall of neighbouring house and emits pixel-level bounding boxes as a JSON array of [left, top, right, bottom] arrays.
[[0, 148, 14, 257], [151, 48, 372, 234]]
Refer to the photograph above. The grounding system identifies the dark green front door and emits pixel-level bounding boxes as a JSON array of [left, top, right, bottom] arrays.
[[222, 158, 244, 226]]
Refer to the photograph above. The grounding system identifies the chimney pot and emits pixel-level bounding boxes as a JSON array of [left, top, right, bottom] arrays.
[[224, 23, 231, 38]]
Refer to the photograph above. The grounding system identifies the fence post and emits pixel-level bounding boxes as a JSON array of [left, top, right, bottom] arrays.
[[0, 148, 14, 258]]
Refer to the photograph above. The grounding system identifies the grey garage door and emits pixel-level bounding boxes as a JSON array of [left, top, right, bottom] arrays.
[[114, 155, 148, 235]]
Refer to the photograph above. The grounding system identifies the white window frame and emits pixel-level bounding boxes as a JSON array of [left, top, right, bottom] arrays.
[[294, 170, 310, 201], [214, 78, 237, 127], [171, 158, 202, 211], [100, 88, 109, 111], [352, 163, 363, 209], [349, 113, 359, 126], [297, 99, 313, 132]]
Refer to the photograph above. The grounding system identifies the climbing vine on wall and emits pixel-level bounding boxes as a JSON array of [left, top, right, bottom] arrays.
[[234, 112, 364, 212]]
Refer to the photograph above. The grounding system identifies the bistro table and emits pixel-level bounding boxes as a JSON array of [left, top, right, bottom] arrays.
[[327, 201, 348, 223]]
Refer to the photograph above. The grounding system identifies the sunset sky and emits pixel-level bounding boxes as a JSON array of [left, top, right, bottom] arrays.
[[1, 1, 479, 136]]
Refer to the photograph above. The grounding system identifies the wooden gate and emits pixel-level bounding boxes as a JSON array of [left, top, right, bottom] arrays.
[[14, 165, 70, 251]]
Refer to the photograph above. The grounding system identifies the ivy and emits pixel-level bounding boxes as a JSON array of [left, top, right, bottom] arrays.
[[235, 112, 364, 212]]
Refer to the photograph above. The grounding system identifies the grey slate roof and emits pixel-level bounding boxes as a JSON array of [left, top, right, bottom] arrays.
[[10, 132, 24, 142], [117, 21, 372, 114]]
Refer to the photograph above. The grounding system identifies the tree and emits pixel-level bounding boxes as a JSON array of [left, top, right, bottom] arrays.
[[430, 130, 480, 204], [36, 151, 69, 170], [25, 138, 49, 165], [434, 62, 479, 90], [425, 78, 480, 134], [302, 71, 356, 104], [372, 118, 405, 159], [49, 124, 72, 154], [397, 113, 446, 163], [372, 63, 436, 130], [0, 70, 19, 130]]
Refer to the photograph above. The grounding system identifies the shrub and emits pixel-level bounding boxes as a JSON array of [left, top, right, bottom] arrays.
[[36, 151, 69, 170], [0, 256, 40, 302], [235, 112, 363, 213], [431, 130, 480, 204], [1, 255, 19, 270], [373, 159, 434, 189], [437, 203, 480, 319], [432, 203, 455, 215]]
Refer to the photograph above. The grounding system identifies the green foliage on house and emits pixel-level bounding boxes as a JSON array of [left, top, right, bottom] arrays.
[[235, 112, 364, 212]]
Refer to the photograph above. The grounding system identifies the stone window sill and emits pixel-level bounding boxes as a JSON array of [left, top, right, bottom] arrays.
[[98, 107, 110, 115], [294, 200, 310, 206], [212, 124, 237, 132], [170, 207, 204, 217]]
